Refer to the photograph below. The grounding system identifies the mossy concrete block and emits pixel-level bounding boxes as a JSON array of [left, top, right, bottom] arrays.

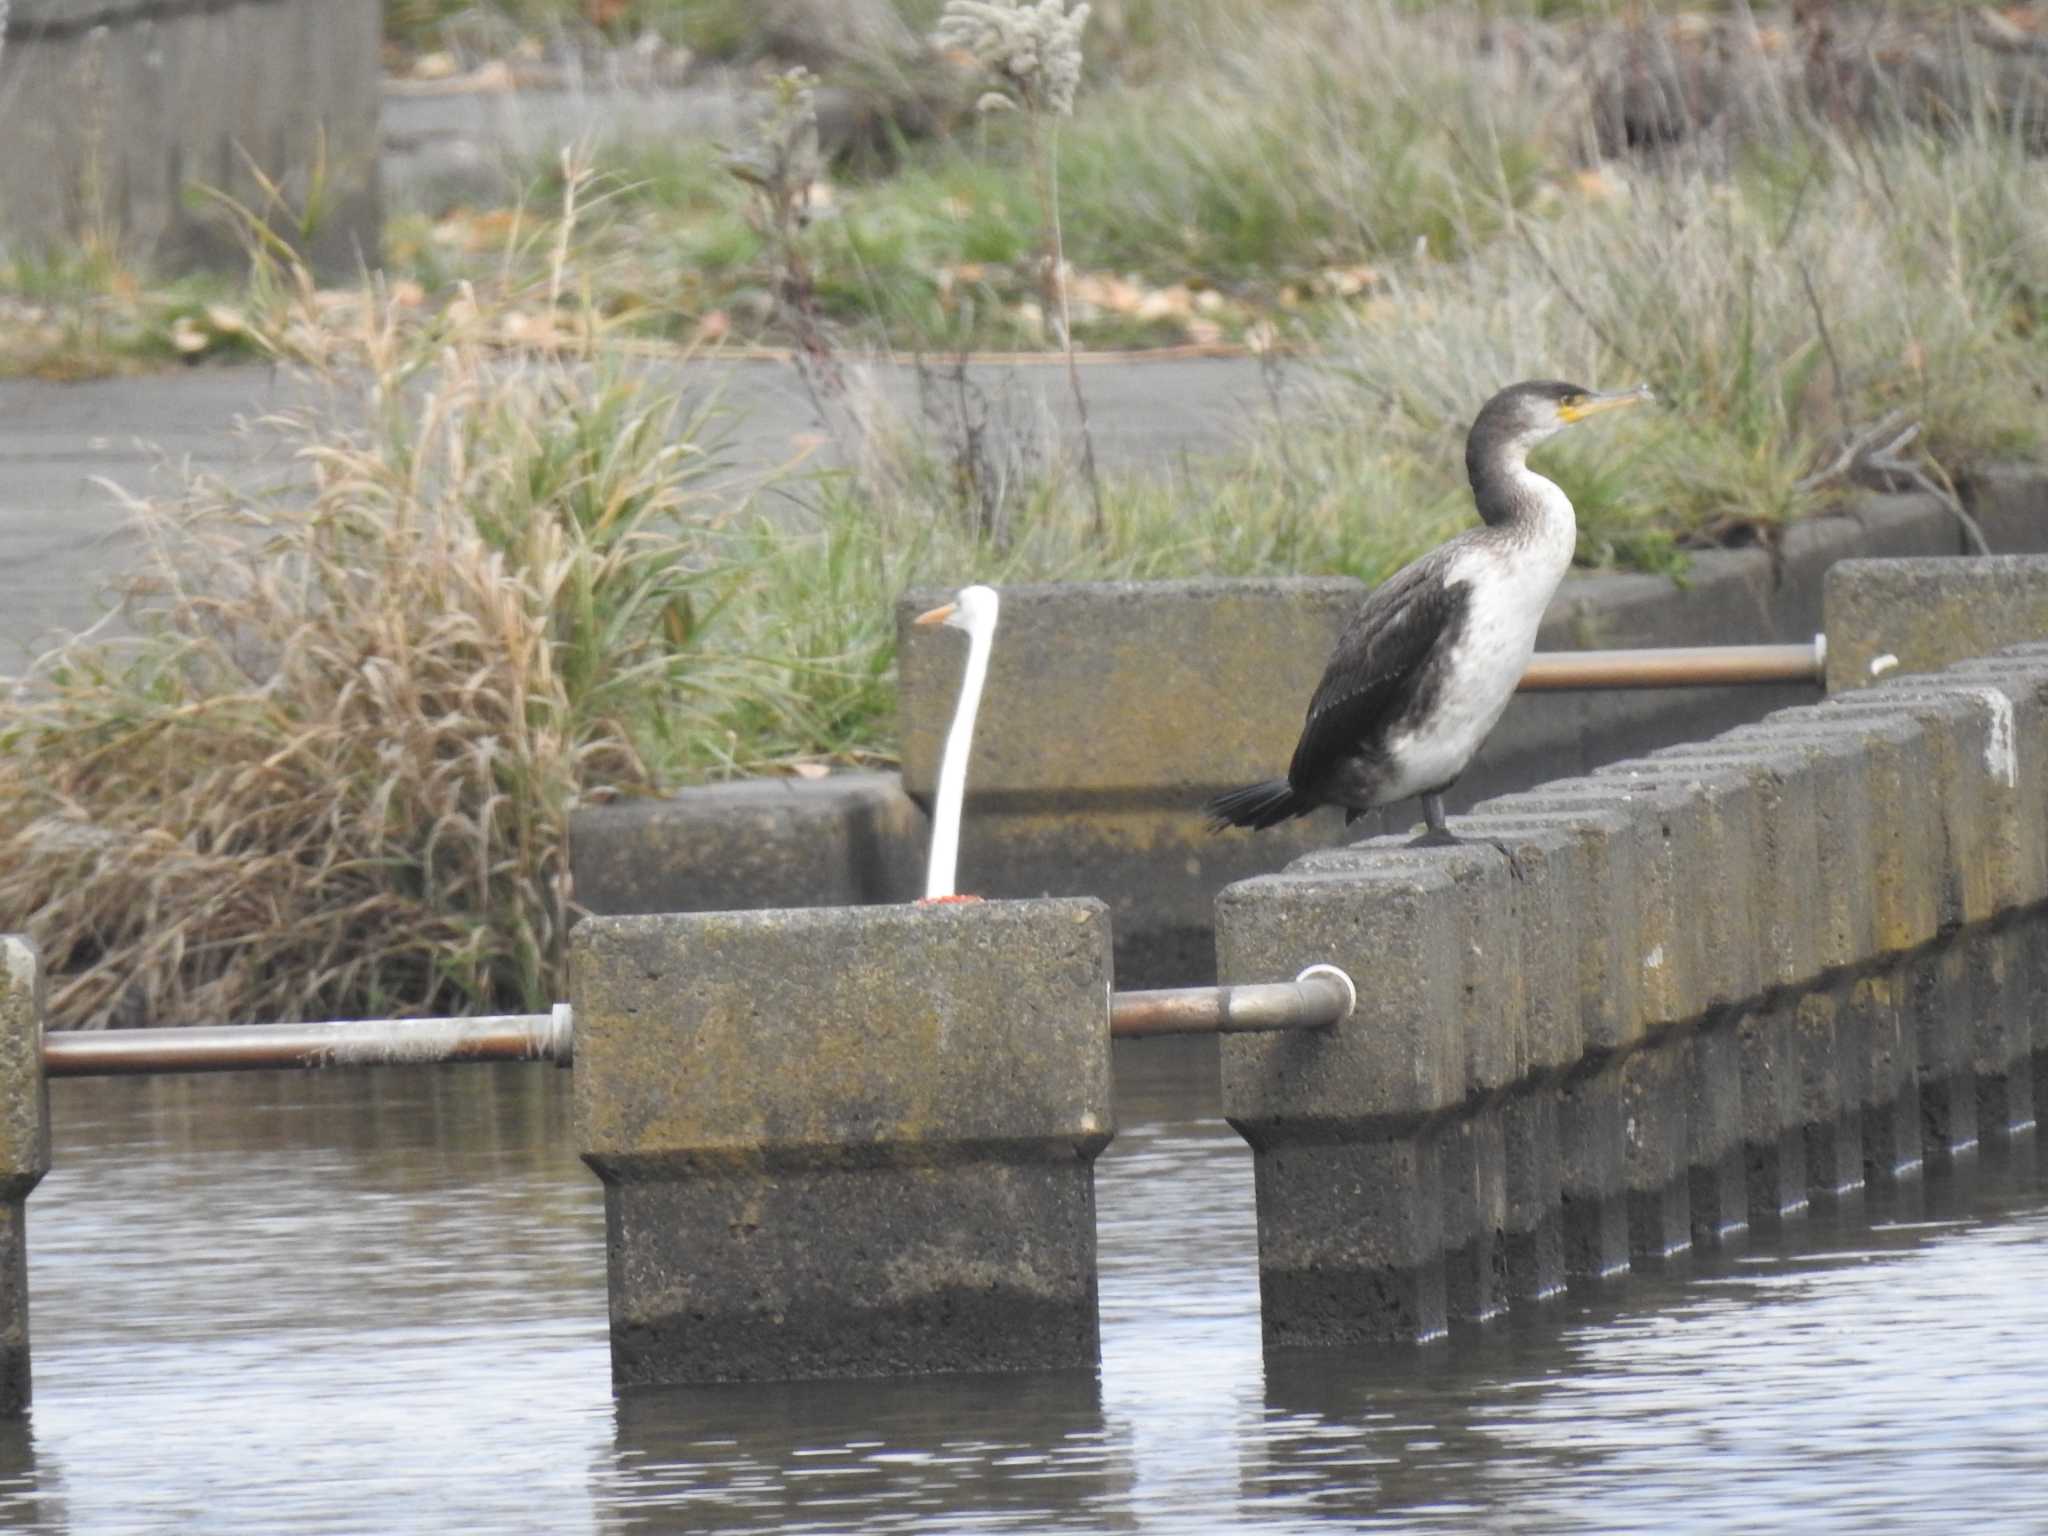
[[1216, 866, 1463, 1345], [1485, 781, 1711, 1033], [1590, 759, 1764, 1011], [1685, 1024, 1750, 1247], [1291, 838, 1524, 1095], [1217, 868, 1465, 1130], [897, 579, 1360, 986], [1499, 1087, 1564, 1303], [0, 939, 50, 1418], [1820, 687, 2004, 927], [570, 899, 1114, 1385], [1620, 1043, 1692, 1265], [1930, 652, 2048, 908], [1440, 814, 1586, 1075], [1642, 738, 1823, 991], [1905, 945, 1980, 1164], [1557, 1067, 1631, 1281], [1962, 928, 2035, 1140], [898, 578, 1363, 800], [1756, 707, 1941, 955], [1824, 555, 2048, 694], [570, 774, 926, 918], [1846, 972, 1922, 1184], [1736, 1003, 1810, 1225], [1437, 1108, 1508, 1327], [1462, 799, 1642, 1056], [1791, 989, 1860, 1200], [1245, 1134, 1448, 1346], [0, 0, 382, 278], [1715, 719, 1881, 972]]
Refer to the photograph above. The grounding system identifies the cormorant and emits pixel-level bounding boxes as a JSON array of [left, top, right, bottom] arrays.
[[1207, 379, 1651, 845]]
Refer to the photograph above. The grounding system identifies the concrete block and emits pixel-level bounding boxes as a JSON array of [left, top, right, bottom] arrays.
[[1958, 467, 2048, 550], [1557, 1066, 1632, 1281], [1645, 738, 1828, 989], [1824, 555, 2048, 693], [1964, 927, 2036, 1140], [570, 773, 925, 918], [1499, 1086, 1565, 1303], [898, 579, 1361, 987], [1928, 652, 2048, 909], [1714, 717, 1881, 973], [0, 939, 51, 1417], [1756, 707, 1941, 955], [1737, 1003, 1810, 1225], [1484, 780, 1713, 1032], [1461, 798, 1641, 1055], [1590, 758, 1764, 1011], [1218, 869, 1466, 1130], [570, 899, 1114, 1385], [1437, 1108, 1508, 1327], [1820, 687, 2004, 929], [1246, 1135, 1447, 1346], [1443, 814, 1588, 1075], [1846, 971, 1923, 1185], [1793, 989, 1863, 1199], [1620, 1043, 1692, 1265], [0, 1, 382, 278], [1684, 1023, 1750, 1247], [1217, 868, 1465, 1344], [1904, 945, 1980, 1166], [1291, 838, 1524, 1096], [899, 578, 1362, 801]]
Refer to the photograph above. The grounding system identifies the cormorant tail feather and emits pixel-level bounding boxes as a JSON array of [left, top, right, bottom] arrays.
[[1206, 778, 1313, 832]]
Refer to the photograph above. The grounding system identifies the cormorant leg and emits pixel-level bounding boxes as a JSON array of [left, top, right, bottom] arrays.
[[1406, 793, 1522, 877], [1407, 791, 1461, 849]]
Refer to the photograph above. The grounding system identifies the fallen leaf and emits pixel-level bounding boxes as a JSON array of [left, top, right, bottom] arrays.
[[789, 762, 830, 780], [413, 51, 458, 80]]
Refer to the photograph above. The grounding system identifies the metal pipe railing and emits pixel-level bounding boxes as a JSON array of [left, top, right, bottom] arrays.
[[41, 1007, 573, 1078], [1109, 966, 1356, 1040], [1518, 638, 1825, 692], [40, 968, 1359, 1077]]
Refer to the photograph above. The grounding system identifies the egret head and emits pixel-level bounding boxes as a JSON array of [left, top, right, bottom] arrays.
[[1468, 379, 1653, 466], [914, 584, 1001, 638]]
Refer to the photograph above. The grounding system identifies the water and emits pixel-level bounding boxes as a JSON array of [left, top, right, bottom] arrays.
[[3, 1040, 2046, 1534]]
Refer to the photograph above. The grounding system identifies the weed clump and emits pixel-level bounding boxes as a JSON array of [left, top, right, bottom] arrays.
[[0, 257, 732, 1029]]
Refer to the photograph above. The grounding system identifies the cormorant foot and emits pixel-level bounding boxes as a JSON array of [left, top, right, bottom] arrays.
[[1406, 828, 1463, 850], [1405, 827, 1526, 880]]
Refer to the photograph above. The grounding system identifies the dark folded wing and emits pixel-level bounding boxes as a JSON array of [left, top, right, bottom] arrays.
[[1286, 548, 1470, 790]]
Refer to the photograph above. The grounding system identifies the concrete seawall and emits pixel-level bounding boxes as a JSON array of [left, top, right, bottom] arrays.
[[5, 558, 2048, 1395], [1216, 555, 2048, 1343], [0, 0, 381, 276], [577, 470, 2048, 986]]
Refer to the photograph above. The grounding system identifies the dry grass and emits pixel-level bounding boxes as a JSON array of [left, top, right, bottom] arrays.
[[0, 238, 738, 1029]]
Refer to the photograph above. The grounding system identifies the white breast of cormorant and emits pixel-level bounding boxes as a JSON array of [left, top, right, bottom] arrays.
[[1381, 468, 1577, 801]]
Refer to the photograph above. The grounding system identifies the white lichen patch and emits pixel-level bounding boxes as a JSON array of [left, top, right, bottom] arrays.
[[1948, 685, 2019, 789], [1643, 944, 1665, 972]]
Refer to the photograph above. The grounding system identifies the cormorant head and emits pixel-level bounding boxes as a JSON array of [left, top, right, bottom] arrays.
[[914, 584, 1001, 638], [1466, 379, 1652, 475]]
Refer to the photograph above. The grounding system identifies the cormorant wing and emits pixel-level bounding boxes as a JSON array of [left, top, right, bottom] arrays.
[[1286, 546, 1467, 789]]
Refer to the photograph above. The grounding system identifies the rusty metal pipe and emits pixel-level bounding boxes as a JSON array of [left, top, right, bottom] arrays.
[[43, 1007, 573, 1078], [45, 964, 1359, 1076], [1110, 967, 1354, 1039], [1518, 638, 1825, 692]]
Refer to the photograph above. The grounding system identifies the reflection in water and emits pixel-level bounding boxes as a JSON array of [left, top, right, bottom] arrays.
[[0, 1039, 2040, 1532]]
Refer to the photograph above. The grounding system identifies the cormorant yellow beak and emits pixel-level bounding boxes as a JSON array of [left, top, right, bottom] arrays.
[[1559, 384, 1653, 424], [914, 601, 958, 627]]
